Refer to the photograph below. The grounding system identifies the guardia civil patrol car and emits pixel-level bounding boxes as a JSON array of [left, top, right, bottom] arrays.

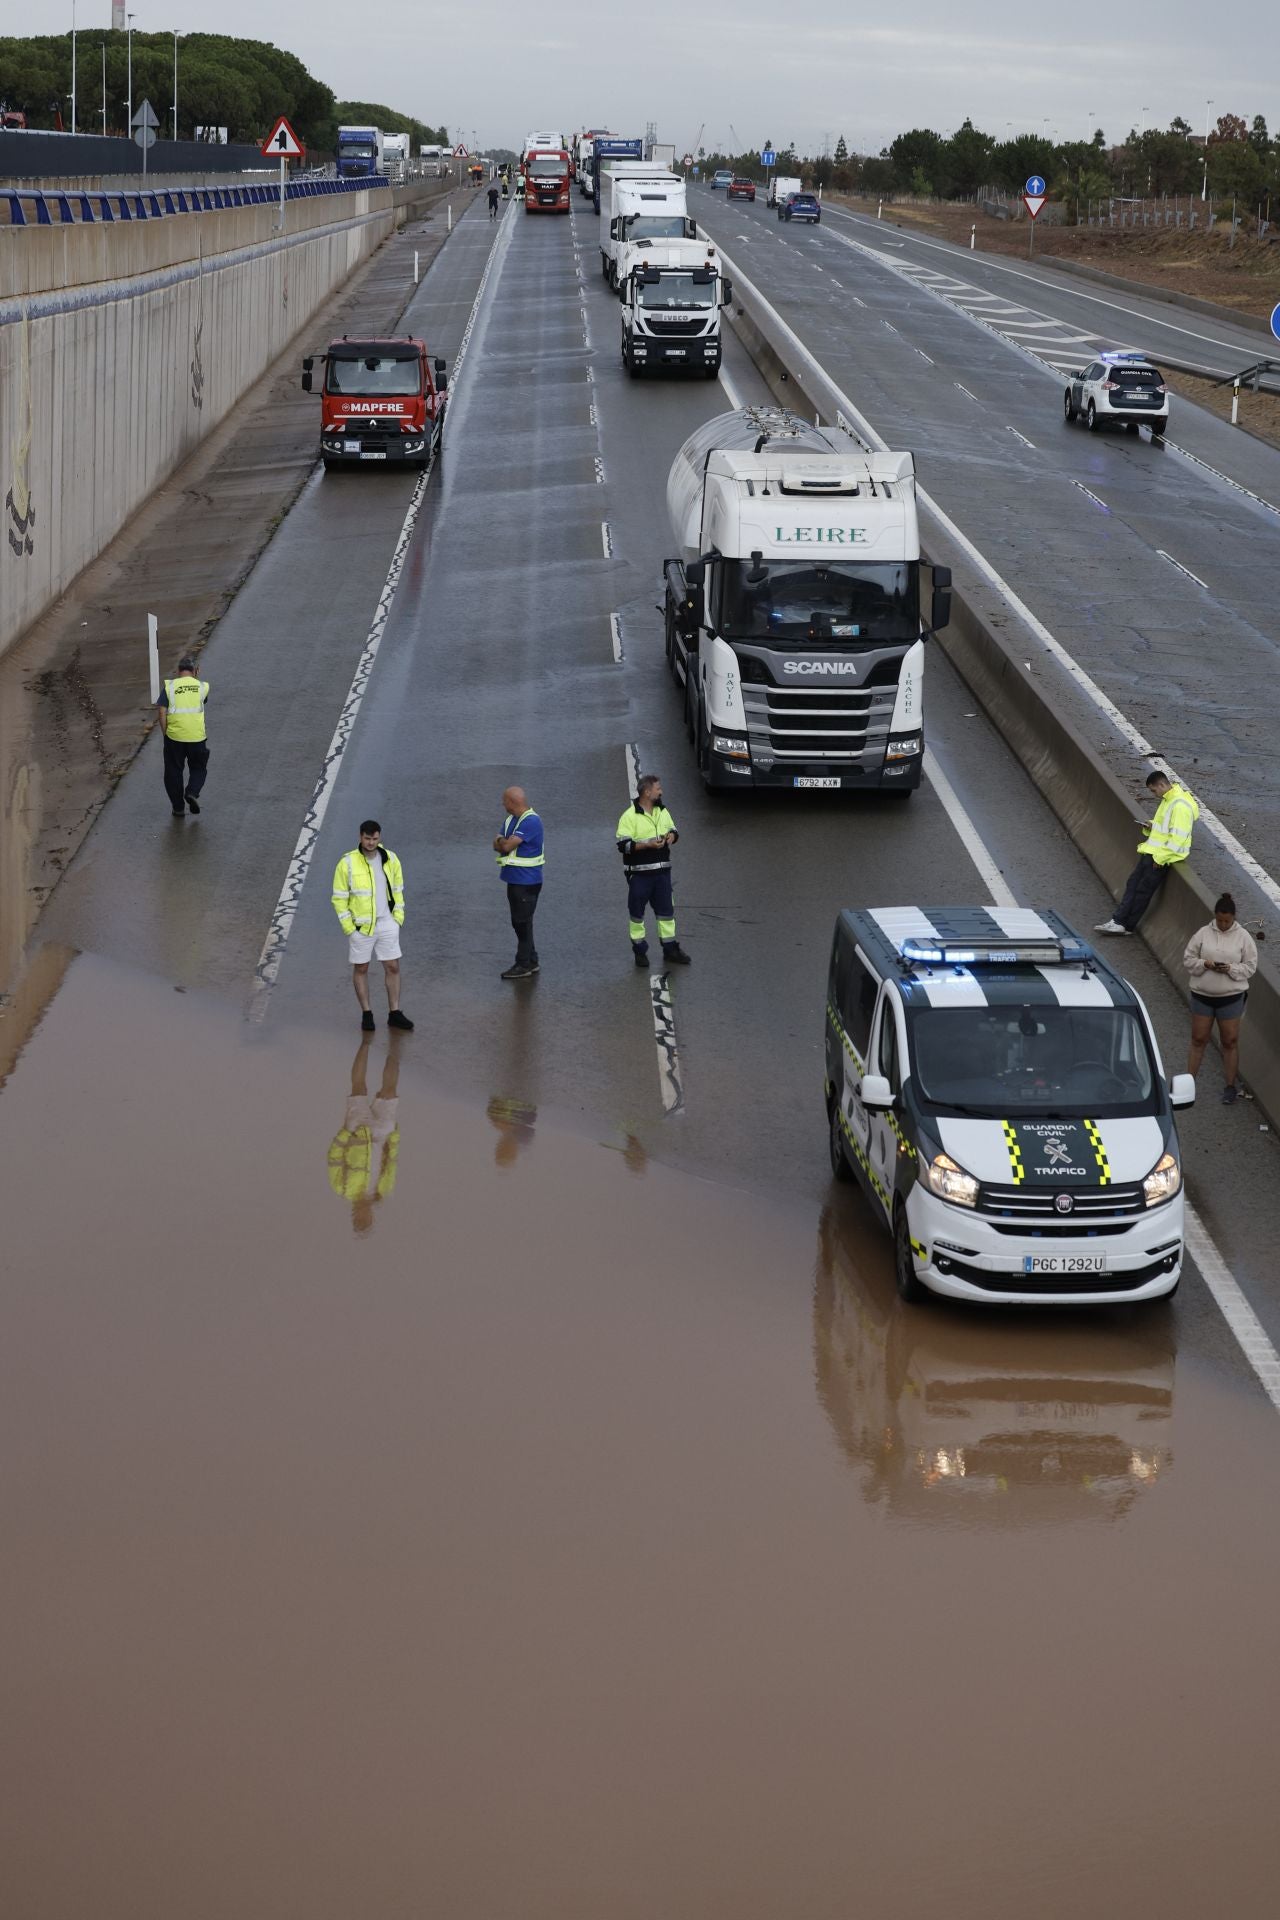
[[825, 907, 1195, 1306]]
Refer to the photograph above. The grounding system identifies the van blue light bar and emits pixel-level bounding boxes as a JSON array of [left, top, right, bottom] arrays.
[[899, 937, 1082, 966]]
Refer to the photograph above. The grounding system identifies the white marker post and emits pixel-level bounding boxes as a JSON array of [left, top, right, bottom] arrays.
[[413, 249, 420, 282], [148, 613, 160, 705]]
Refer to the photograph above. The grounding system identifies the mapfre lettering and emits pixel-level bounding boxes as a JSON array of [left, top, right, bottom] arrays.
[[774, 526, 869, 544]]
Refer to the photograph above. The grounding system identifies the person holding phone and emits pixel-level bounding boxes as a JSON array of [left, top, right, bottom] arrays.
[[1184, 893, 1257, 1103]]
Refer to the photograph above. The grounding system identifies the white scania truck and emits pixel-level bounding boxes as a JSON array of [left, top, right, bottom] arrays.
[[620, 241, 730, 377], [663, 407, 951, 792]]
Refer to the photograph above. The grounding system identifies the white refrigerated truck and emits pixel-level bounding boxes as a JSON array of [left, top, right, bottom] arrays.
[[663, 406, 951, 792], [600, 166, 694, 286]]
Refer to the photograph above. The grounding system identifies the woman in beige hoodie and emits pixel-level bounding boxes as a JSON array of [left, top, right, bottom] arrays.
[[1184, 893, 1258, 1104]]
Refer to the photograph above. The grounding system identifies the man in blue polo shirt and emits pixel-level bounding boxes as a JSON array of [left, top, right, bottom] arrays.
[[493, 783, 544, 979]]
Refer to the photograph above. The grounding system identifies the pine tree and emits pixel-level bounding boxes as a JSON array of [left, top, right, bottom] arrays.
[[834, 134, 848, 164]]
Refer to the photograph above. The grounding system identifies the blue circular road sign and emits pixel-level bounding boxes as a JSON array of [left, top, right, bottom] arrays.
[[1025, 174, 1046, 196], [1270, 301, 1280, 343]]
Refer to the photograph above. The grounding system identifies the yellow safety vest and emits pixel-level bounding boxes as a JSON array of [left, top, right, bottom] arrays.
[[164, 676, 208, 743], [331, 847, 406, 935], [327, 1124, 399, 1201], [1137, 783, 1198, 867], [495, 809, 545, 874]]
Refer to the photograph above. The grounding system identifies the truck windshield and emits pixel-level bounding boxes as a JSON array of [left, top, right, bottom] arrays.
[[340, 143, 375, 159], [720, 560, 919, 644], [637, 272, 714, 310], [624, 214, 688, 239], [528, 158, 567, 177], [908, 1005, 1159, 1119], [326, 356, 421, 397]]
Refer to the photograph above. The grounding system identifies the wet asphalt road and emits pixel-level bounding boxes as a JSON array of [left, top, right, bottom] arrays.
[[693, 187, 1280, 882], [6, 187, 1280, 1917]]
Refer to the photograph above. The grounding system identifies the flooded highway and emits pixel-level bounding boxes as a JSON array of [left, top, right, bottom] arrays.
[[2, 953, 1279, 1919]]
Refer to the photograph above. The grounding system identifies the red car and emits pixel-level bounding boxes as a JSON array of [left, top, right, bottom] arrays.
[[727, 177, 756, 202]]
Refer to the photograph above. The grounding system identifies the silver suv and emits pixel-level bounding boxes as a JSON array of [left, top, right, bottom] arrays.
[[1064, 353, 1168, 437]]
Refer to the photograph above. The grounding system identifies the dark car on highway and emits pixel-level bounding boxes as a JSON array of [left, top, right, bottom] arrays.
[[783, 192, 821, 223], [727, 176, 756, 202]]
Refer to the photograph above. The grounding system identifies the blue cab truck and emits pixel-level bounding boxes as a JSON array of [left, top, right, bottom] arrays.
[[591, 136, 643, 212], [337, 125, 384, 180]]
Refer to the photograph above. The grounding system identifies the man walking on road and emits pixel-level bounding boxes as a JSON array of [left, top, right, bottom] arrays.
[[1097, 769, 1199, 935], [487, 183, 500, 218], [617, 773, 691, 968], [494, 785, 544, 979], [156, 653, 210, 817], [332, 820, 415, 1031]]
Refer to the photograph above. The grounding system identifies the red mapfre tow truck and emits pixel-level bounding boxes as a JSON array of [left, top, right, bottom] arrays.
[[301, 335, 448, 470]]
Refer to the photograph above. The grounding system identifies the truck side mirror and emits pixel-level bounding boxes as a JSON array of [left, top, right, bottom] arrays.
[[610, 217, 620, 238], [684, 560, 705, 588], [435, 371, 448, 392], [721, 279, 733, 306], [434, 357, 446, 374], [684, 217, 696, 237], [930, 565, 952, 634], [301, 369, 312, 392]]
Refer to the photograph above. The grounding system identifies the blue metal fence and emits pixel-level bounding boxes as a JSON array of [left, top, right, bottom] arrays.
[[4, 175, 391, 227]]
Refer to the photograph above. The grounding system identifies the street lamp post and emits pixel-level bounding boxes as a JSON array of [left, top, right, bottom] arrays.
[[70, 0, 77, 135], [101, 40, 106, 132], [172, 29, 179, 140], [1202, 97, 1212, 202], [126, 13, 135, 134]]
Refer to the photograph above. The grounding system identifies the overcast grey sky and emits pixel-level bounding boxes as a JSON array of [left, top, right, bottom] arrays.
[[25, 0, 1280, 155]]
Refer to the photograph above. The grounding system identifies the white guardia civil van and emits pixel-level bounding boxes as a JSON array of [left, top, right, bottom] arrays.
[[825, 907, 1194, 1305]]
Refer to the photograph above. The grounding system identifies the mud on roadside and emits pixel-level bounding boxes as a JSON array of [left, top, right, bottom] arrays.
[[0, 183, 478, 1000]]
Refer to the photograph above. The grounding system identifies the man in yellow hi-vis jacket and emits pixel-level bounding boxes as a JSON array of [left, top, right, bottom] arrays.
[[1097, 769, 1199, 936], [331, 819, 414, 1031]]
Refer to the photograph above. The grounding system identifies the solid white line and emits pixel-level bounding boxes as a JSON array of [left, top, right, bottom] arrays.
[[1158, 549, 1209, 589], [249, 187, 511, 1015], [922, 747, 1017, 909], [601, 519, 613, 558], [610, 612, 623, 662], [1006, 426, 1036, 448]]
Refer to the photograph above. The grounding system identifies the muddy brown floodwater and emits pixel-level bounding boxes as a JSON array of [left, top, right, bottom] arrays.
[[2, 951, 1279, 1920]]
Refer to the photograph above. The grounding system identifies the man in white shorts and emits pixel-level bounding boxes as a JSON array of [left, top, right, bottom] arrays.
[[331, 819, 415, 1031]]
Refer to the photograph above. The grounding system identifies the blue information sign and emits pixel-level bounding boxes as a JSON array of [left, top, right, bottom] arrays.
[[1025, 173, 1046, 196], [1271, 302, 1280, 343], [761, 148, 776, 167]]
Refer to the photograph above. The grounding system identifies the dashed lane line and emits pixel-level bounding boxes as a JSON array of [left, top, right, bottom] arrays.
[[1072, 481, 1109, 510], [610, 612, 623, 663], [1006, 426, 1036, 448], [601, 519, 613, 558], [249, 203, 512, 1017], [1158, 549, 1209, 589]]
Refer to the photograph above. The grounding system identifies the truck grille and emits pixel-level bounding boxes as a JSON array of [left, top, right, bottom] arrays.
[[642, 319, 708, 337], [742, 684, 896, 761]]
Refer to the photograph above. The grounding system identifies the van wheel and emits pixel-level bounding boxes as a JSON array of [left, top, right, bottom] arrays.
[[828, 1102, 853, 1183], [1086, 400, 1100, 432], [893, 1202, 926, 1303]]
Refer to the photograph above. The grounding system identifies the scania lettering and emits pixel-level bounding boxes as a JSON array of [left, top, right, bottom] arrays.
[[524, 146, 571, 213], [302, 336, 447, 470], [590, 136, 644, 213], [620, 244, 730, 378], [663, 406, 951, 792], [824, 907, 1194, 1306]]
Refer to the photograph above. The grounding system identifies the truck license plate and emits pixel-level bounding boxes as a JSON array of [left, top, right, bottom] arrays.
[[794, 776, 841, 788], [1023, 1254, 1107, 1275], [359, 452, 387, 461]]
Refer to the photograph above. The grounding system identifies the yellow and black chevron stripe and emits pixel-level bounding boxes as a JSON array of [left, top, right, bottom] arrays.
[[886, 1110, 917, 1162], [1083, 1118, 1111, 1186], [1001, 1119, 1025, 1185], [837, 1105, 892, 1217], [826, 1002, 865, 1074]]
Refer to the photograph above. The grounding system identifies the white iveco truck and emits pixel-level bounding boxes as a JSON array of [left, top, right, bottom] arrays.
[[663, 407, 951, 792], [620, 240, 730, 377]]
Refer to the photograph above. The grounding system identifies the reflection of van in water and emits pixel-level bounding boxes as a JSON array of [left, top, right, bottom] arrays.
[[825, 907, 1195, 1306], [813, 1203, 1174, 1522]]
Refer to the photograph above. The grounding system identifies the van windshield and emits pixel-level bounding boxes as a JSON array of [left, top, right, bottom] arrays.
[[326, 355, 420, 397], [908, 1005, 1160, 1118], [720, 560, 919, 644]]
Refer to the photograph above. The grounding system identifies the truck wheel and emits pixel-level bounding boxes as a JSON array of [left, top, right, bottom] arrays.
[[894, 1202, 926, 1303], [828, 1102, 853, 1184]]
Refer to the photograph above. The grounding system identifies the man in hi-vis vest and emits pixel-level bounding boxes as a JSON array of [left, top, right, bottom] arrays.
[[156, 653, 210, 817], [493, 784, 544, 979]]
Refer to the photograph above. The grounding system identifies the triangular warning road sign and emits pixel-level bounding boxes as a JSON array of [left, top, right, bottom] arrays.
[[261, 115, 304, 159], [453, 143, 469, 158], [1023, 192, 1046, 219]]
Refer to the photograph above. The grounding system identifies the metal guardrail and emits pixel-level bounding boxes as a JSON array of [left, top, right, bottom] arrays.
[[3, 174, 390, 228]]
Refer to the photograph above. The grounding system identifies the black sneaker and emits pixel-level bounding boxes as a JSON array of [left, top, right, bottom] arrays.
[[388, 1009, 415, 1030], [171, 807, 186, 818], [501, 964, 536, 980], [185, 794, 201, 815], [633, 950, 649, 968], [361, 1011, 376, 1032], [662, 945, 692, 965]]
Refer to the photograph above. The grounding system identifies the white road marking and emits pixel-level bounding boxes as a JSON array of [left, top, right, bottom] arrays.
[[915, 349, 935, 365], [624, 741, 642, 793], [828, 277, 844, 288], [712, 240, 1280, 1407], [250, 201, 511, 1015], [601, 519, 613, 558], [1158, 549, 1209, 589], [849, 294, 866, 308], [594, 455, 605, 485], [1073, 481, 1108, 510], [1168, 440, 1280, 522], [954, 382, 979, 402], [882, 320, 899, 334], [610, 612, 623, 662], [1006, 426, 1036, 448]]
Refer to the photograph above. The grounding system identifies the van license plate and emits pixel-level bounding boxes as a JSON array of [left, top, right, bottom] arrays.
[[1023, 1254, 1106, 1275], [794, 776, 841, 788]]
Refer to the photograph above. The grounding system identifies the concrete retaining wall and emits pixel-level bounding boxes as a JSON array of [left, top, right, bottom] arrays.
[[721, 254, 1280, 1125], [0, 186, 401, 658]]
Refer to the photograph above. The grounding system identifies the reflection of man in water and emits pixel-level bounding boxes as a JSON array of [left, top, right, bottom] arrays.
[[328, 1035, 401, 1234], [487, 1095, 536, 1170]]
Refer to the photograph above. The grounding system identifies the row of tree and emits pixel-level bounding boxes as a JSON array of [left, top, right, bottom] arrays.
[[0, 33, 446, 154], [701, 113, 1280, 209]]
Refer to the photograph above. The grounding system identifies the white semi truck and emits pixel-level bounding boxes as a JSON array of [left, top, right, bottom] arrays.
[[601, 166, 694, 286], [382, 132, 410, 182], [619, 241, 731, 377], [663, 407, 951, 792]]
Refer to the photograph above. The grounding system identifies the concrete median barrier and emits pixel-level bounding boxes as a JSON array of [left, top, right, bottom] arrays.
[[719, 246, 1280, 1124]]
